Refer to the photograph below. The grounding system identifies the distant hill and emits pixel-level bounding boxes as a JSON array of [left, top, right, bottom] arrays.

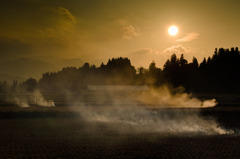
[[60, 58, 84, 68], [30, 55, 84, 70], [0, 73, 26, 82], [0, 58, 57, 79], [0, 57, 84, 81]]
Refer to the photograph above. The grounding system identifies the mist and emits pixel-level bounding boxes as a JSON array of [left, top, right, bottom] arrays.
[[138, 86, 217, 108], [78, 106, 230, 135], [8, 81, 233, 135], [69, 85, 233, 135], [12, 90, 55, 107]]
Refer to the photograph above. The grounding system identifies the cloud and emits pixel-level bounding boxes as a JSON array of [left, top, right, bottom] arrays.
[[122, 25, 139, 39], [0, 2, 79, 51], [37, 7, 77, 40], [177, 32, 200, 42], [0, 2, 82, 59], [131, 48, 153, 55], [163, 45, 191, 56], [117, 19, 140, 39], [54, 7, 76, 23]]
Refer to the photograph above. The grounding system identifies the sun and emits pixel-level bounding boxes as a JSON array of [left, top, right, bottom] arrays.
[[168, 25, 179, 36]]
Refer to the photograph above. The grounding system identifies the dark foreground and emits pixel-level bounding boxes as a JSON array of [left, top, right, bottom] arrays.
[[1, 107, 240, 159]]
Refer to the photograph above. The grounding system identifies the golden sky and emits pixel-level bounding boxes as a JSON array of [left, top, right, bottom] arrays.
[[1, 0, 240, 68]]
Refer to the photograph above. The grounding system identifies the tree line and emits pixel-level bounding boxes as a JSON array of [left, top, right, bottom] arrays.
[[1, 47, 240, 99]]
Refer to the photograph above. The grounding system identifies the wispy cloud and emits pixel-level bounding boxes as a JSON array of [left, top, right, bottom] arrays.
[[122, 25, 139, 39], [163, 45, 191, 56], [37, 7, 77, 41], [177, 32, 200, 42], [54, 7, 76, 23], [117, 19, 140, 39], [131, 48, 153, 55]]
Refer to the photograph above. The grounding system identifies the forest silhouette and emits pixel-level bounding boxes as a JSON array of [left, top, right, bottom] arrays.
[[0, 47, 240, 106]]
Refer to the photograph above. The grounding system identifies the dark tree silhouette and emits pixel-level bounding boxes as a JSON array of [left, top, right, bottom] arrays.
[[21, 77, 37, 92], [1, 46, 240, 106]]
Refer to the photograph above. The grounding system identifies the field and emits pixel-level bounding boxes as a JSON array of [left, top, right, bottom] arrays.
[[0, 106, 240, 159]]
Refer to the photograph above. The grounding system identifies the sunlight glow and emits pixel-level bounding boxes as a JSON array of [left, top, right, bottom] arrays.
[[168, 25, 179, 36]]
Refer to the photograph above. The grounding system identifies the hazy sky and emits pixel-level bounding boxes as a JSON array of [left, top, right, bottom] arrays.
[[1, 0, 240, 68]]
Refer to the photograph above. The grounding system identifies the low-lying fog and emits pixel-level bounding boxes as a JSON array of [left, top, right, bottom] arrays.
[[12, 85, 234, 135]]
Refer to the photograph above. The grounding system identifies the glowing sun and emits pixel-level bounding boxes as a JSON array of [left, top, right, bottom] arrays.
[[168, 25, 179, 36]]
